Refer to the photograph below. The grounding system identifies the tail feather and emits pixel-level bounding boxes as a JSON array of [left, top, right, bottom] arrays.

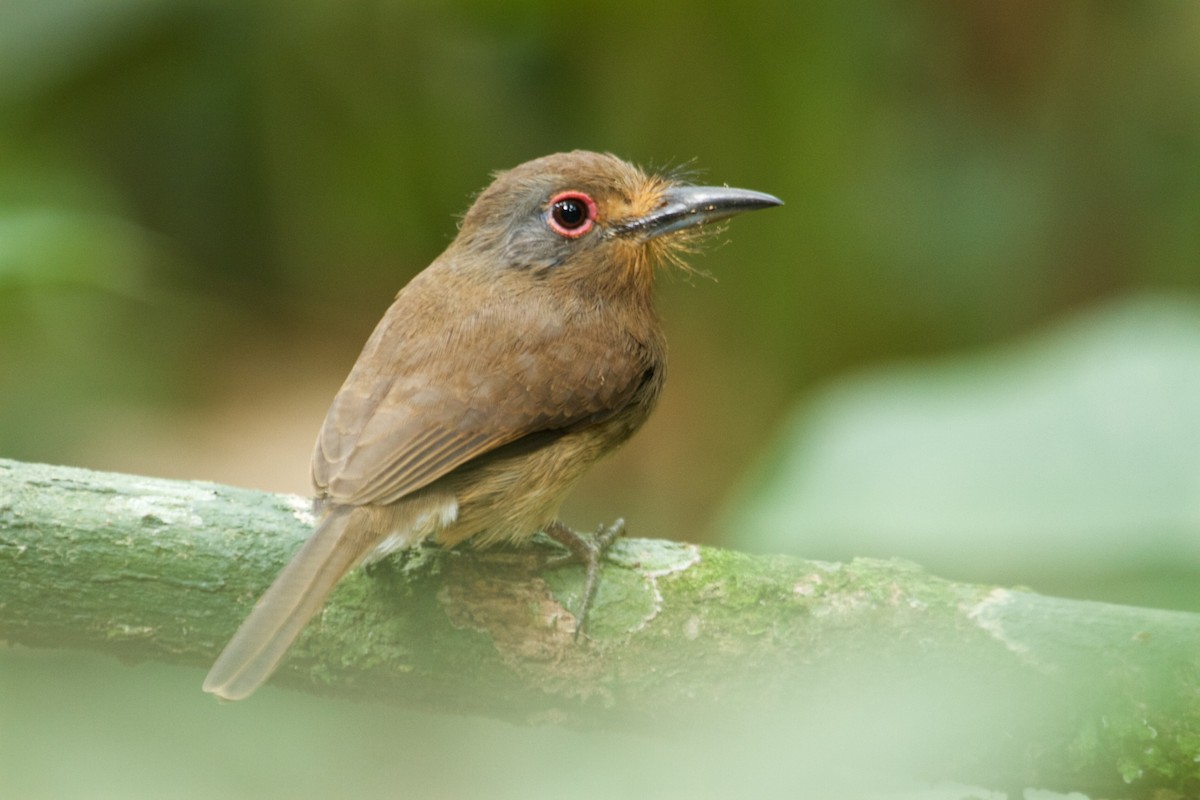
[[203, 506, 374, 701]]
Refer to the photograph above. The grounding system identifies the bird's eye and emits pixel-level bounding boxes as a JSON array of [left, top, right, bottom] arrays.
[[547, 191, 597, 238]]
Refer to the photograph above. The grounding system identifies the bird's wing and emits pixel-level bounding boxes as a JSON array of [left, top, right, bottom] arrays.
[[312, 278, 655, 507]]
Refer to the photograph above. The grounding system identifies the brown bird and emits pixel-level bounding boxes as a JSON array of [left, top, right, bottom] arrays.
[[203, 151, 781, 700]]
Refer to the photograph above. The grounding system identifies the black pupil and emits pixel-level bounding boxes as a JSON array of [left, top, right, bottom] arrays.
[[553, 198, 587, 229]]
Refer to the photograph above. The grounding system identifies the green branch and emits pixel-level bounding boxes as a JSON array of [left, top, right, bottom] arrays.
[[1, 457, 1198, 798]]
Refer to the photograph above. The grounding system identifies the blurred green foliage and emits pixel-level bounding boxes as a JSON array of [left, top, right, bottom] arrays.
[[3, 2, 1200, 797], [724, 295, 1200, 611]]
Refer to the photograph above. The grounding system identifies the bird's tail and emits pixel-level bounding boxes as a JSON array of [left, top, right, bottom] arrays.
[[203, 506, 374, 701]]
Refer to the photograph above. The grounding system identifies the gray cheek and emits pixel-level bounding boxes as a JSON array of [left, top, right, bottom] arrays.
[[501, 227, 570, 273]]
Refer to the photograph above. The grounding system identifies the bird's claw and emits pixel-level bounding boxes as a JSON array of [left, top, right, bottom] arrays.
[[544, 518, 626, 637]]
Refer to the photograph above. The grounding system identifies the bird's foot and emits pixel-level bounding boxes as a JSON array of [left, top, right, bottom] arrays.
[[544, 518, 625, 637]]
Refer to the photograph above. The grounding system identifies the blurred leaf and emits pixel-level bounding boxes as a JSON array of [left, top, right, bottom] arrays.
[[722, 294, 1200, 609], [0, 0, 170, 106], [0, 208, 153, 295]]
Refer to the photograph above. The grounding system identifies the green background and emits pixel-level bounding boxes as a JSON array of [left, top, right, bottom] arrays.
[[2, 2, 1198, 797]]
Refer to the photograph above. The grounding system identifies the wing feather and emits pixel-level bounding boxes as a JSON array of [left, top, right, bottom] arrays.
[[311, 265, 658, 508]]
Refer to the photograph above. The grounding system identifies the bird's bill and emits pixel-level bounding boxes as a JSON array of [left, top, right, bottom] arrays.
[[610, 185, 783, 240]]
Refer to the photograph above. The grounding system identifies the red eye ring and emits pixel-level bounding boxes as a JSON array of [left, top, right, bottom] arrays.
[[547, 191, 597, 238]]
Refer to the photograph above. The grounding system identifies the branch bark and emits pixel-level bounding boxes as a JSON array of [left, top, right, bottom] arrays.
[[1, 457, 1198, 798]]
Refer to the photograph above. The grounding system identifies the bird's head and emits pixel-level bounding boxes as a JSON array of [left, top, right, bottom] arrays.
[[451, 151, 781, 295]]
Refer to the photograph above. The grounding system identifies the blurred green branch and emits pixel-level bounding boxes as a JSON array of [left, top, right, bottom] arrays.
[[1, 458, 1198, 798]]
